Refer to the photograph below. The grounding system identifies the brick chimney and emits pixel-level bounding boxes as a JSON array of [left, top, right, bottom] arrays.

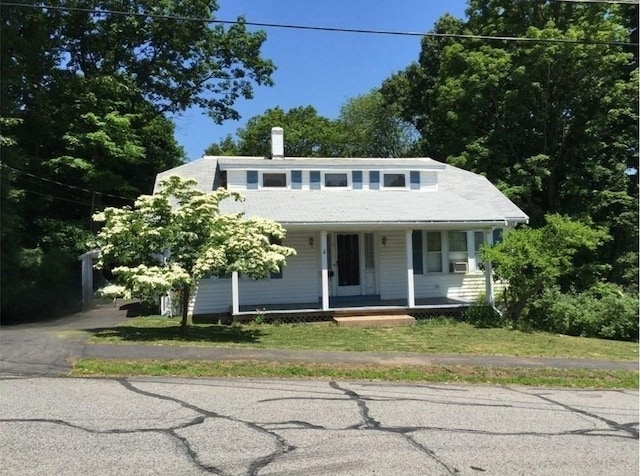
[[271, 127, 284, 159]]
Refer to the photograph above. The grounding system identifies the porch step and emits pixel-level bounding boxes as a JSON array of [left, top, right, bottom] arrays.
[[333, 314, 416, 328]]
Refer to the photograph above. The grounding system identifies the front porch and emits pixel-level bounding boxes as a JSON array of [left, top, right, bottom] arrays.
[[223, 296, 471, 324]]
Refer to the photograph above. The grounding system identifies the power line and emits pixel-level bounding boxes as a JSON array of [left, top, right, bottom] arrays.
[[1, 2, 637, 47], [1, 163, 134, 201], [11, 185, 94, 207], [554, 0, 638, 4]]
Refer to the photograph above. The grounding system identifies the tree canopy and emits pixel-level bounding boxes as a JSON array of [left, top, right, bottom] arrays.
[[205, 92, 419, 159], [0, 1, 275, 321], [381, 0, 638, 292]]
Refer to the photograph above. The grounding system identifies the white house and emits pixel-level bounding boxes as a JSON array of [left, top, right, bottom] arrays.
[[154, 127, 528, 318]]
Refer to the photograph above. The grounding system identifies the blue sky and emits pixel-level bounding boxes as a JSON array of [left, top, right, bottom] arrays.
[[173, 0, 468, 160]]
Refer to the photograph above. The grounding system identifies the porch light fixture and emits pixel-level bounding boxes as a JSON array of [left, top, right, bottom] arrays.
[[382, 236, 387, 247], [309, 237, 314, 247]]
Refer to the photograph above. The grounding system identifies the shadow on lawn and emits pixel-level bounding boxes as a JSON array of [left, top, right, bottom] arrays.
[[88, 323, 264, 344]]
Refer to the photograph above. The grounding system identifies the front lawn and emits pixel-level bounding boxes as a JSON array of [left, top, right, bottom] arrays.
[[88, 317, 639, 361]]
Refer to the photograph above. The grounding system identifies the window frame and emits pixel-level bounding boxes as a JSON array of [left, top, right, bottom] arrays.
[[382, 172, 408, 189], [447, 231, 468, 273], [323, 172, 349, 188], [425, 231, 443, 273], [261, 172, 288, 188]]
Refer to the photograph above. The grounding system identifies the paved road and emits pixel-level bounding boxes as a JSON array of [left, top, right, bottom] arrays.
[[1, 302, 637, 375], [0, 376, 637, 475]]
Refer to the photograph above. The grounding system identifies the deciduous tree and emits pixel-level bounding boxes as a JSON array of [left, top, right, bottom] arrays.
[[93, 176, 296, 332]]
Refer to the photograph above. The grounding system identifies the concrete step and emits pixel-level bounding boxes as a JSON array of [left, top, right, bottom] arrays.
[[333, 314, 416, 328]]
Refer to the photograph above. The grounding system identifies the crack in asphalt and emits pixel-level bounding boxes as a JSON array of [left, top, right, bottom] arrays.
[[118, 379, 295, 476], [529, 392, 639, 440], [3, 378, 636, 474], [329, 381, 460, 474]]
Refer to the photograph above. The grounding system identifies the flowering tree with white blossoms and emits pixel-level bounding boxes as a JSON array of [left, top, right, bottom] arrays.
[[93, 175, 296, 332]]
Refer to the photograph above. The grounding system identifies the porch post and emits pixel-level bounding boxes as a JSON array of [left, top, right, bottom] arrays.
[[405, 230, 415, 307], [484, 230, 494, 306], [231, 271, 239, 315], [321, 230, 329, 310]]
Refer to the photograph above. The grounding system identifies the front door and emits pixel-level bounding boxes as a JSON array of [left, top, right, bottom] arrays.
[[336, 233, 360, 296]]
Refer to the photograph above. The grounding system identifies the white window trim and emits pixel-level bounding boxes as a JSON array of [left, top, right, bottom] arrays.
[[425, 231, 444, 274], [321, 171, 351, 190], [381, 171, 409, 190], [259, 171, 290, 189]]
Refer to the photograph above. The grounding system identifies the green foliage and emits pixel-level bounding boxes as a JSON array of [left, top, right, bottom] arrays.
[[206, 106, 340, 157], [336, 90, 418, 157], [93, 176, 296, 330], [462, 303, 505, 328], [530, 284, 639, 341], [482, 215, 608, 326], [382, 1, 638, 291], [205, 94, 419, 158], [1, 1, 274, 321]]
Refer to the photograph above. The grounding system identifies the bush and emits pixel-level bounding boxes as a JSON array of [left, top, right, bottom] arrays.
[[462, 302, 505, 328], [530, 284, 638, 341]]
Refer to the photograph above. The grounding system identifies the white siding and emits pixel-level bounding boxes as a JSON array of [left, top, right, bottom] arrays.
[[190, 277, 232, 314], [414, 273, 495, 302], [378, 231, 409, 300], [237, 233, 318, 307], [226, 170, 246, 190], [190, 232, 319, 314]]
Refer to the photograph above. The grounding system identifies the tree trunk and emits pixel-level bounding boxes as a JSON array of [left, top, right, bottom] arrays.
[[180, 284, 190, 336]]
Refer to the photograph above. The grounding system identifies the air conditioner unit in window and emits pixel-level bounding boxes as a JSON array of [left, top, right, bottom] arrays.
[[453, 261, 468, 273]]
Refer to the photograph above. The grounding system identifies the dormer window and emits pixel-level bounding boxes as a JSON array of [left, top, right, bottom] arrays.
[[383, 173, 406, 188], [325, 173, 348, 187], [263, 173, 287, 188]]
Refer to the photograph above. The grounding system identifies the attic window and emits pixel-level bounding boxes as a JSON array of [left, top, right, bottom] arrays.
[[383, 173, 406, 187], [324, 173, 348, 187], [263, 173, 287, 188]]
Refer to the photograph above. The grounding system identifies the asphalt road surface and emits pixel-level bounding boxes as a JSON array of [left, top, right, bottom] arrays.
[[0, 376, 637, 475]]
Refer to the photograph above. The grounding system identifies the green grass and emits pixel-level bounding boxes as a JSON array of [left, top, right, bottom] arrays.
[[72, 358, 639, 388], [87, 316, 639, 361]]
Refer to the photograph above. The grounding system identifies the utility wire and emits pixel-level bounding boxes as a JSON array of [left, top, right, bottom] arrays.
[[554, 0, 638, 4], [1, 163, 134, 201], [11, 185, 94, 207], [1, 2, 637, 47]]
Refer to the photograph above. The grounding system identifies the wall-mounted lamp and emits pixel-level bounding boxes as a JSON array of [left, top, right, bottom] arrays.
[[382, 236, 387, 247], [309, 237, 314, 247]]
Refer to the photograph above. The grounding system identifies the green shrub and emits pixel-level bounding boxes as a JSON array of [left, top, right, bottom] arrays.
[[530, 284, 638, 341], [462, 302, 505, 328]]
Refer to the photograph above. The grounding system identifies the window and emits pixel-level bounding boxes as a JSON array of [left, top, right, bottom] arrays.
[[263, 173, 287, 188], [426, 232, 442, 272], [448, 231, 468, 272], [352, 171, 363, 189], [364, 233, 375, 270], [369, 171, 380, 189], [384, 173, 406, 188], [472, 231, 485, 272], [291, 170, 302, 189], [310, 171, 321, 190], [325, 173, 348, 187], [412, 231, 424, 274], [493, 228, 503, 244], [247, 170, 258, 189]]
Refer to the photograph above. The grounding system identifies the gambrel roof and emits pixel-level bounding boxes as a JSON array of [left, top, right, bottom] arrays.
[[154, 156, 528, 228]]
